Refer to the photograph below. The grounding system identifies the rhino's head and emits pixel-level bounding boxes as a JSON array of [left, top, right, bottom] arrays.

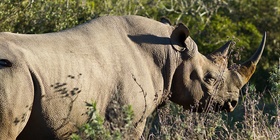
[[169, 23, 266, 112]]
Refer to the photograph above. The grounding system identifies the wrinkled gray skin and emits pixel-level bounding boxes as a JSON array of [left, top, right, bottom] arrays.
[[0, 15, 265, 139]]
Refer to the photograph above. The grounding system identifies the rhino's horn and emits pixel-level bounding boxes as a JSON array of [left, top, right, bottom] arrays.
[[211, 41, 233, 57], [237, 32, 266, 84], [207, 41, 233, 66]]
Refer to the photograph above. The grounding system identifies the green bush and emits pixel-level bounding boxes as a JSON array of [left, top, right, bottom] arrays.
[[70, 101, 135, 140], [0, 0, 95, 33], [269, 60, 280, 97]]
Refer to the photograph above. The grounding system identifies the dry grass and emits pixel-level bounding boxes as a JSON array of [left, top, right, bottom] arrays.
[[142, 84, 280, 140]]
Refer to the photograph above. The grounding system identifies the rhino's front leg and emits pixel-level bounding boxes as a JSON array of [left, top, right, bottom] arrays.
[[134, 119, 147, 139]]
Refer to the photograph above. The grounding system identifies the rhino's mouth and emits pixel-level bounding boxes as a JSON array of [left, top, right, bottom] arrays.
[[210, 92, 239, 112], [212, 99, 238, 112], [192, 91, 239, 112], [195, 98, 238, 113]]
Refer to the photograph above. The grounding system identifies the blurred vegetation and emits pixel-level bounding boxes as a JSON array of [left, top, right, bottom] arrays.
[[0, 0, 279, 139]]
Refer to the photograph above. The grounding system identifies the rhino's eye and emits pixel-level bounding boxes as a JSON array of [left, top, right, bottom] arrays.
[[204, 73, 217, 85], [205, 77, 216, 85]]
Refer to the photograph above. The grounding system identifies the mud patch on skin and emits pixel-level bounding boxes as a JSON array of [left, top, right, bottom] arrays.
[[13, 105, 31, 126], [46, 73, 83, 132]]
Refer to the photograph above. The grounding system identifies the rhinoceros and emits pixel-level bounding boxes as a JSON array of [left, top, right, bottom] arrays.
[[0, 15, 265, 139]]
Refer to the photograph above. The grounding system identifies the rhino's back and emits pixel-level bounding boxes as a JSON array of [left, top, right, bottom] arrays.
[[0, 15, 167, 77]]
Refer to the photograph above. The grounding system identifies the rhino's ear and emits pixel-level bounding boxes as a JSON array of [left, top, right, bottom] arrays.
[[171, 23, 197, 56], [170, 23, 189, 52]]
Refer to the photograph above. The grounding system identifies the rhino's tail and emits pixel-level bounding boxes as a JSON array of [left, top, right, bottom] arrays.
[[0, 59, 12, 67]]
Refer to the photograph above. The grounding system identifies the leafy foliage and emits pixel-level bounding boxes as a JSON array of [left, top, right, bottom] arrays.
[[70, 102, 134, 140], [269, 60, 280, 96], [0, 0, 95, 33]]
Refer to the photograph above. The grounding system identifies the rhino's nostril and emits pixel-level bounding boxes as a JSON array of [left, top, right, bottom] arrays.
[[223, 100, 238, 112], [230, 100, 237, 108]]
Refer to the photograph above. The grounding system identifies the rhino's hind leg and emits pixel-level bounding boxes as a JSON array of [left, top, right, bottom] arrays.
[[17, 71, 57, 140], [0, 64, 34, 139]]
